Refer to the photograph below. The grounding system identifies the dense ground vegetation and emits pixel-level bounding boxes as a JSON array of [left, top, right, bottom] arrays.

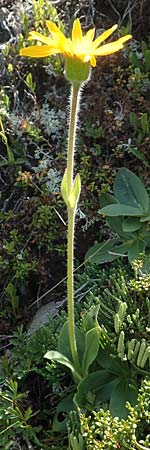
[[0, 0, 150, 449]]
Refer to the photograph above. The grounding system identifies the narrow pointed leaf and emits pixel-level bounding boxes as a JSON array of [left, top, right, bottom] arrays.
[[82, 327, 100, 377]]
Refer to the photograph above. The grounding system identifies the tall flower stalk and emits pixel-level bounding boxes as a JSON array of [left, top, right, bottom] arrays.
[[66, 82, 81, 369], [20, 17, 131, 376]]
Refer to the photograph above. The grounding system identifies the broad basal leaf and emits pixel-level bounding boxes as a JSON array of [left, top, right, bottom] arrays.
[[110, 378, 138, 419]]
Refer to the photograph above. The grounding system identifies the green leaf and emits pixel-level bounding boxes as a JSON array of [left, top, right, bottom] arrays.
[[110, 378, 138, 419], [83, 305, 100, 332], [128, 239, 146, 262], [44, 351, 81, 382], [14, 158, 25, 165], [127, 146, 149, 167], [58, 321, 85, 365], [129, 111, 138, 130], [106, 216, 128, 238], [99, 193, 117, 207], [86, 240, 130, 265], [104, 243, 129, 257], [58, 321, 72, 361], [122, 217, 143, 232], [53, 394, 74, 432], [99, 203, 143, 216], [145, 49, 150, 72], [141, 113, 149, 136], [130, 52, 141, 69], [140, 215, 150, 222], [74, 370, 115, 409], [82, 327, 100, 377], [114, 168, 149, 213], [97, 347, 130, 377], [85, 239, 120, 264], [24, 406, 32, 421], [141, 252, 150, 272], [7, 146, 15, 163], [99, 193, 133, 237], [141, 40, 147, 58]]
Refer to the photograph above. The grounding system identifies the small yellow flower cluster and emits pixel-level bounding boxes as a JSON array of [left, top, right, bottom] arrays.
[[17, 170, 33, 185], [130, 275, 150, 292]]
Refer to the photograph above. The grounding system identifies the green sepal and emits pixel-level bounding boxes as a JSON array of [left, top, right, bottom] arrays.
[[65, 58, 90, 83]]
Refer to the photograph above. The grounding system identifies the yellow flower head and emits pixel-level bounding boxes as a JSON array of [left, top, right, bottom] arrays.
[[20, 18, 132, 68]]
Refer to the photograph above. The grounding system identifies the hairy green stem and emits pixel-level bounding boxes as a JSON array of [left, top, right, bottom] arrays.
[[67, 82, 80, 191], [67, 82, 81, 371]]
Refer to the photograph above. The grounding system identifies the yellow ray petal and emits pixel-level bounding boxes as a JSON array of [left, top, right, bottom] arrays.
[[28, 31, 52, 45], [46, 20, 67, 43], [63, 38, 74, 56], [72, 18, 83, 43], [92, 24, 118, 49], [117, 35, 132, 44], [85, 28, 95, 42], [20, 45, 60, 58], [93, 36, 131, 56], [90, 55, 96, 67]]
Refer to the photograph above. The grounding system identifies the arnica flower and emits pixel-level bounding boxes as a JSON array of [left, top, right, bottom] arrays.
[[20, 18, 131, 68]]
